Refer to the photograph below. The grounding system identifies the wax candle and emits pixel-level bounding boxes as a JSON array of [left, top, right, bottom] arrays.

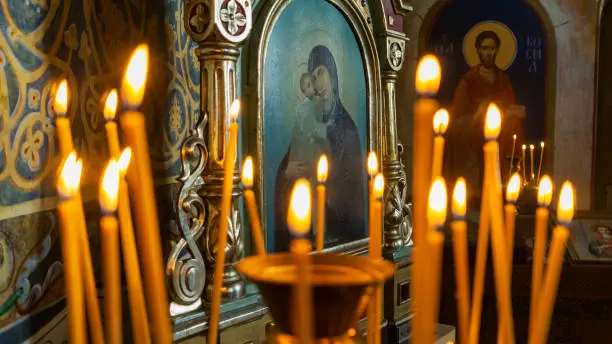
[[412, 55, 441, 344], [119, 44, 171, 344], [529, 175, 553, 338], [366, 152, 378, 344], [521, 144, 527, 181], [287, 179, 313, 343], [100, 160, 122, 344], [451, 178, 469, 344], [316, 155, 328, 252], [53, 79, 74, 157], [537, 142, 545, 182], [423, 177, 447, 344], [367, 151, 378, 248], [529, 144, 535, 181], [432, 108, 449, 179], [208, 99, 240, 344], [368, 174, 385, 344], [508, 134, 517, 179], [530, 182, 574, 344], [104, 92, 150, 344], [57, 153, 86, 344], [483, 103, 514, 344], [241, 156, 266, 256], [54, 80, 104, 344]]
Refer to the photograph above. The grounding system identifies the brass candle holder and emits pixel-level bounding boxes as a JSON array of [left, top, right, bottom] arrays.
[[236, 253, 395, 343]]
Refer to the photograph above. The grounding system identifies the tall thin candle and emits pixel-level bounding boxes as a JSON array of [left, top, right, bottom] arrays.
[[530, 182, 574, 344], [529, 175, 553, 338], [373, 174, 385, 344], [208, 99, 240, 344], [367, 152, 379, 344], [521, 144, 527, 182], [432, 108, 449, 178], [412, 55, 441, 344], [537, 142, 545, 182], [104, 91, 150, 344], [316, 155, 328, 252], [483, 104, 514, 344], [451, 178, 469, 344], [100, 160, 122, 344], [241, 157, 266, 256], [287, 179, 313, 343], [508, 134, 517, 179], [119, 44, 171, 344], [530, 144, 535, 182], [57, 153, 86, 344]]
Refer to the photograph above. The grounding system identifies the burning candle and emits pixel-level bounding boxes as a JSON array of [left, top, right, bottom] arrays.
[[368, 174, 385, 344], [483, 103, 514, 344], [508, 134, 517, 179], [119, 44, 171, 344], [104, 92, 150, 344], [53, 79, 73, 158], [412, 55, 441, 344], [432, 108, 449, 179], [529, 144, 535, 181], [451, 178, 469, 344], [367, 152, 378, 248], [241, 157, 266, 256], [208, 99, 240, 344], [287, 179, 313, 343], [316, 155, 328, 252], [100, 160, 122, 344], [423, 177, 447, 344], [55, 80, 104, 344], [529, 175, 553, 338], [537, 141, 545, 182], [521, 144, 527, 181], [57, 153, 86, 344], [530, 182, 574, 344]]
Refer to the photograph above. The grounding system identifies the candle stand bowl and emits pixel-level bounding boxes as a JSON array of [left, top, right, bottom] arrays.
[[236, 253, 395, 341]]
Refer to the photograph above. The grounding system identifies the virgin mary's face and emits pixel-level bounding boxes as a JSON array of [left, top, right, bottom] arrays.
[[311, 65, 333, 101]]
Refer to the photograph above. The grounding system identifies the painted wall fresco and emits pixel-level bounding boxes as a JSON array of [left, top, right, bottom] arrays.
[[0, 0, 198, 331]]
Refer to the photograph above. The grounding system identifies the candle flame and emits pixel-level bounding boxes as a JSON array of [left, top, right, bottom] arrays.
[[530, 144, 535, 151], [540, 141, 545, 148], [557, 181, 575, 224], [287, 179, 311, 235], [118, 147, 132, 175], [522, 144, 526, 151], [537, 175, 553, 207], [57, 152, 82, 199], [415, 54, 441, 96], [317, 155, 328, 183], [241, 156, 254, 188], [120, 44, 149, 109], [428, 177, 447, 228], [373, 173, 385, 199], [367, 152, 378, 177], [451, 177, 466, 218], [103, 89, 118, 121], [484, 103, 502, 140], [433, 108, 449, 135], [53, 79, 69, 117], [513, 134, 517, 140], [506, 173, 521, 204], [230, 99, 240, 120], [100, 160, 120, 213]]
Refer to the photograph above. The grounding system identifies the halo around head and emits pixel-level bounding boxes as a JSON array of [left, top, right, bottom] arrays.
[[463, 20, 517, 71]]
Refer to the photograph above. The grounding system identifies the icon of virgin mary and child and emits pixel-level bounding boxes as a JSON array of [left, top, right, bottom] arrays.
[[274, 45, 366, 251]]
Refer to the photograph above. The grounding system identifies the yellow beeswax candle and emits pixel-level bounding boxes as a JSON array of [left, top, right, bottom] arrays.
[[432, 108, 449, 179], [316, 155, 328, 252], [451, 178, 470, 344], [241, 157, 266, 256]]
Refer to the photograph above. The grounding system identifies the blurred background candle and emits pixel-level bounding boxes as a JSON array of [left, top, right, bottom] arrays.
[[529, 175, 553, 338], [423, 177, 447, 344], [104, 92, 150, 344], [522, 144, 527, 181], [508, 134, 517, 179], [287, 179, 313, 343], [208, 99, 240, 344], [119, 44, 171, 344], [530, 182, 574, 344], [451, 178, 469, 344], [412, 55, 441, 344], [56, 153, 86, 344], [483, 103, 514, 344], [100, 160, 122, 344], [316, 155, 328, 252], [242, 157, 266, 256], [432, 108, 449, 178], [530, 144, 535, 181], [537, 142, 545, 182], [53, 79, 73, 158]]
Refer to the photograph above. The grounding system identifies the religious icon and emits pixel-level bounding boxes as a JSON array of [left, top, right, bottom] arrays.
[[260, 0, 369, 252], [566, 218, 612, 263], [588, 226, 612, 258]]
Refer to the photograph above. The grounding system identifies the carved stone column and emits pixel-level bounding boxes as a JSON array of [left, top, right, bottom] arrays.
[[168, 0, 252, 314], [371, 3, 412, 252]]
